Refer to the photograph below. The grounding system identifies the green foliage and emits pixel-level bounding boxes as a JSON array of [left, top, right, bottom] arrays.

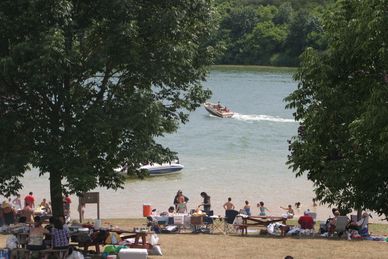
[[214, 0, 333, 66], [0, 0, 214, 216], [285, 0, 388, 218]]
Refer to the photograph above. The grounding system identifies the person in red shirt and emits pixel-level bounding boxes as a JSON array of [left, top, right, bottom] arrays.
[[63, 194, 71, 217], [24, 192, 35, 208], [298, 211, 315, 230]]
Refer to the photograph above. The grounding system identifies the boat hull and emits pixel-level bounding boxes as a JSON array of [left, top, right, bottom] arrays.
[[115, 163, 184, 177], [140, 164, 184, 176], [203, 102, 234, 118]]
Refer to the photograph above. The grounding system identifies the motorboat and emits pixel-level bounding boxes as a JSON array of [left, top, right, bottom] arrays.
[[139, 162, 184, 176], [203, 102, 234, 118], [115, 161, 184, 177]]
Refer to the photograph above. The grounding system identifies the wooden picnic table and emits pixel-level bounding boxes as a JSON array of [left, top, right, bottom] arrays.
[[236, 215, 287, 236]]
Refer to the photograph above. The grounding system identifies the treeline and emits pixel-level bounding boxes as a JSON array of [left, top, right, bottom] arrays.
[[213, 0, 334, 66]]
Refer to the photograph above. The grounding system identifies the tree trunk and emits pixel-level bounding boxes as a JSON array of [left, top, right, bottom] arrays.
[[50, 171, 64, 218], [357, 209, 362, 221]]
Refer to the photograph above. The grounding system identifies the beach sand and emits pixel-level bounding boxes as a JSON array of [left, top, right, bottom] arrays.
[[1, 218, 388, 258]]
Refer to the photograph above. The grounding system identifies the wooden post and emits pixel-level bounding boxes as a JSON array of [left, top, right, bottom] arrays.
[[78, 192, 100, 222]]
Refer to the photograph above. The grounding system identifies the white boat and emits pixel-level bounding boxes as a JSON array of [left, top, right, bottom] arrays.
[[115, 161, 184, 177], [204, 102, 234, 118], [139, 162, 184, 176]]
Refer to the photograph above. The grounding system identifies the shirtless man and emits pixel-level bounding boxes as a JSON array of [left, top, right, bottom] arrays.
[[223, 197, 235, 211]]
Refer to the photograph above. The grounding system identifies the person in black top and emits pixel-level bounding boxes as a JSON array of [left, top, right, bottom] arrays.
[[200, 192, 211, 213]]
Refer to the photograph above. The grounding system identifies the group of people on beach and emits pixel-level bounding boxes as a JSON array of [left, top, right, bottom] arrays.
[[169, 190, 319, 220], [172, 190, 211, 215], [0, 192, 72, 227]]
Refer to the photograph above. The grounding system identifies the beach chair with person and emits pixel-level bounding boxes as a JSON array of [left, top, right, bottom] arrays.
[[224, 210, 239, 234], [332, 216, 349, 238]]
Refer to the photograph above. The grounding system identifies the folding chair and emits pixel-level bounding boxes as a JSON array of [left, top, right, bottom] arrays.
[[334, 216, 349, 238], [224, 210, 239, 234]]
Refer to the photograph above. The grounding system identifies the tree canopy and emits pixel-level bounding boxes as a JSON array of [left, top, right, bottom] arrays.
[[285, 0, 388, 217], [213, 0, 332, 66], [0, 0, 215, 217]]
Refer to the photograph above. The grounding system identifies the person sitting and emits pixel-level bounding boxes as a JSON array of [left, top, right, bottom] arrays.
[[347, 212, 370, 237], [280, 205, 294, 219], [39, 198, 51, 214], [167, 206, 175, 216], [2, 200, 16, 225], [243, 201, 251, 216], [327, 210, 341, 236], [10, 216, 30, 233], [27, 216, 49, 251], [258, 201, 270, 216], [298, 211, 315, 230], [51, 217, 70, 250]]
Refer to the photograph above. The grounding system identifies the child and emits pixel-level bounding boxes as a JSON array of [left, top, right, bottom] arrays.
[[257, 201, 270, 216], [244, 200, 251, 216]]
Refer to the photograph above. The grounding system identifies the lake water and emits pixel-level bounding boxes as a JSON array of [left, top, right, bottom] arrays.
[[19, 66, 334, 220]]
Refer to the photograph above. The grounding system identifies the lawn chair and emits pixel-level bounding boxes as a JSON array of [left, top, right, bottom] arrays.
[[224, 210, 239, 234], [334, 216, 349, 238]]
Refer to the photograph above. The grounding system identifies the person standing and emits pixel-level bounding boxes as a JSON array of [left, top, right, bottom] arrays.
[[173, 190, 189, 210], [223, 197, 235, 211], [21, 202, 34, 223], [12, 194, 22, 210], [199, 192, 211, 214], [24, 192, 35, 208], [78, 201, 85, 223]]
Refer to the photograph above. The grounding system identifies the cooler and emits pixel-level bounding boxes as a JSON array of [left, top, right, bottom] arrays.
[[143, 204, 152, 217], [118, 248, 148, 259]]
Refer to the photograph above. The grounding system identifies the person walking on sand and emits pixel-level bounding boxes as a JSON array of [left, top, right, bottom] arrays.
[[223, 197, 235, 211], [257, 201, 270, 216]]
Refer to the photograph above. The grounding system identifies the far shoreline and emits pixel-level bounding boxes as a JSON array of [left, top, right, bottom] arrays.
[[210, 64, 297, 73]]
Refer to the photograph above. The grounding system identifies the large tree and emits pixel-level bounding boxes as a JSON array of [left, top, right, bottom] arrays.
[[285, 0, 388, 217], [0, 0, 215, 217]]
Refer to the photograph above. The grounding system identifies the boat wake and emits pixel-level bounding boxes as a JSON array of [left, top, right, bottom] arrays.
[[232, 113, 296, 123]]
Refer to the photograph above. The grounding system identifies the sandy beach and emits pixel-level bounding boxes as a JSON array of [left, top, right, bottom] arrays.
[[1, 218, 388, 258]]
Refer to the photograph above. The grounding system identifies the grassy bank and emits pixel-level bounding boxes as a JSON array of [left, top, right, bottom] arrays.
[[1, 218, 387, 259]]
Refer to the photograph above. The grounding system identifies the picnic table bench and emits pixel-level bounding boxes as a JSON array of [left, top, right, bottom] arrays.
[[236, 215, 287, 236]]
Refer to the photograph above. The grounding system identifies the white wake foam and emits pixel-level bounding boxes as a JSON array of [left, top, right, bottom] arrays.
[[232, 113, 296, 123]]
